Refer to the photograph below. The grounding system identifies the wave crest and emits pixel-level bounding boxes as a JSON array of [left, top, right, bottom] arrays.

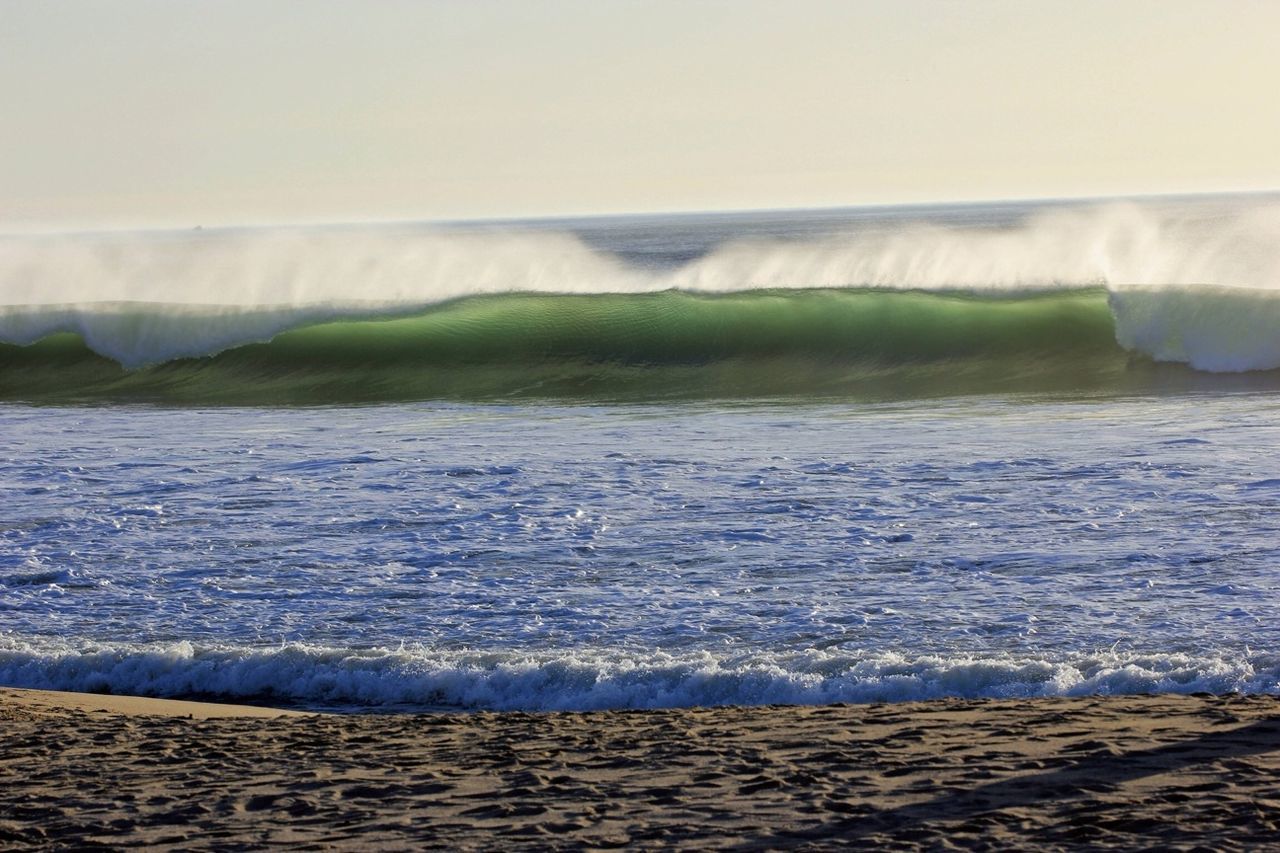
[[5, 200, 1280, 396]]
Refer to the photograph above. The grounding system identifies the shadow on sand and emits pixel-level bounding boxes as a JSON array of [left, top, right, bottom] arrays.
[[752, 716, 1280, 846]]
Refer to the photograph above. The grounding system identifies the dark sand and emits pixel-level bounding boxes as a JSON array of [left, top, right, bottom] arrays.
[[2, 688, 1278, 850]]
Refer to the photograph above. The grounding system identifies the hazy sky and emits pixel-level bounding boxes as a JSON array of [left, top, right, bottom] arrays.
[[3, 0, 1278, 230]]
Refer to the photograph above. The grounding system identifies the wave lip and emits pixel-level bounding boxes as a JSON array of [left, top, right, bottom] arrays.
[[1, 640, 1275, 712]]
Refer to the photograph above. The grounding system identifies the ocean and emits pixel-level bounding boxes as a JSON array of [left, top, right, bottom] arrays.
[[2, 196, 1279, 711]]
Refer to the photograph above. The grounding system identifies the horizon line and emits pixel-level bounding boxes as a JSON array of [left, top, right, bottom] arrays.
[[4, 187, 1278, 239]]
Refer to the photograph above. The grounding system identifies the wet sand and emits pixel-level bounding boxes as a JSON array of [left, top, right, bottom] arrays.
[[1, 688, 1277, 850]]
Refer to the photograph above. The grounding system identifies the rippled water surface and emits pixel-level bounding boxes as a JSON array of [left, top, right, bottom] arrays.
[[3, 396, 1279, 709]]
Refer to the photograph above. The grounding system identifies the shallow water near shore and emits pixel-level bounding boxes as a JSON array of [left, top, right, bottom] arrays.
[[3, 394, 1278, 710]]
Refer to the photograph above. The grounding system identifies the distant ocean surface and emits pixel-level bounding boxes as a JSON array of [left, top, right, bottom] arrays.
[[3, 197, 1280, 711]]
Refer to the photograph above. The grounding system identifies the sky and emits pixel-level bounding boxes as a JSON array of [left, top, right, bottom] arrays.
[[2, 0, 1278, 231]]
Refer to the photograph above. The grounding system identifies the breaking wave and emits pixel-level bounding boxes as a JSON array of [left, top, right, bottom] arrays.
[[1, 640, 1276, 712], [4, 199, 1280, 401]]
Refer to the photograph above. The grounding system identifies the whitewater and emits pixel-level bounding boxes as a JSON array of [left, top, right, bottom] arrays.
[[2, 196, 1279, 711]]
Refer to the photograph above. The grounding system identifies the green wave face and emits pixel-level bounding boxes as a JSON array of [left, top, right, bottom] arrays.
[[0, 288, 1267, 404]]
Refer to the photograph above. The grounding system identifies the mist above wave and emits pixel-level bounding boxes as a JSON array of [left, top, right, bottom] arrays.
[[6, 199, 1280, 308]]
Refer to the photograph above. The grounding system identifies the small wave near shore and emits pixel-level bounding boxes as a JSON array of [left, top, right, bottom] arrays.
[[2, 640, 1276, 712]]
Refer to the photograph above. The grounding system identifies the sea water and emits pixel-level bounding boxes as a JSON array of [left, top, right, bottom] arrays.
[[2, 197, 1279, 710]]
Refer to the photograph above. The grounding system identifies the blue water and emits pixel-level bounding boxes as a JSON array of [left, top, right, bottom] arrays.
[[3, 396, 1278, 710]]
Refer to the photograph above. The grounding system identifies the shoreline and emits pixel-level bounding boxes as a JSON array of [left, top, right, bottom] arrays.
[[3, 688, 1277, 849]]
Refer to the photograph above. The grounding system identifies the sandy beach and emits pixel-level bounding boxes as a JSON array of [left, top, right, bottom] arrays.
[[1, 689, 1277, 850]]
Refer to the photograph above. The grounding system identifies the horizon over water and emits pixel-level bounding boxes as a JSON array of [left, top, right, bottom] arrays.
[[2, 195, 1279, 711]]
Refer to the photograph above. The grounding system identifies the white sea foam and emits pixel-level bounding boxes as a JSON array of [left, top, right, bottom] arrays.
[[1109, 286, 1280, 372], [0, 640, 1275, 711]]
